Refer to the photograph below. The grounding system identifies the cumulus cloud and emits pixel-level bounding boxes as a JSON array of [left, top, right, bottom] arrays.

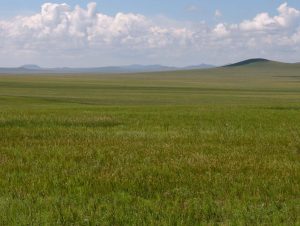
[[0, 2, 299, 66], [0, 2, 192, 52], [240, 2, 300, 31], [213, 23, 230, 37]]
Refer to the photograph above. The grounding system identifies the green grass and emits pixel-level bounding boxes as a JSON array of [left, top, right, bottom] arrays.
[[0, 65, 299, 225]]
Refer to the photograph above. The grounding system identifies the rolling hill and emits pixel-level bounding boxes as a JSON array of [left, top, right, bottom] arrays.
[[224, 58, 271, 67], [223, 58, 300, 69]]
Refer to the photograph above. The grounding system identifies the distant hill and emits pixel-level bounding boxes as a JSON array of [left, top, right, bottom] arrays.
[[19, 64, 41, 70], [217, 58, 300, 77], [0, 64, 215, 74], [222, 58, 300, 70], [183, 64, 215, 70], [222, 58, 300, 68], [224, 58, 272, 67], [1, 59, 298, 74]]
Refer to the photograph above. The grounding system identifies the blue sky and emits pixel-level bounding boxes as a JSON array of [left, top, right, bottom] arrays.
[[0, 1, 300, 66]]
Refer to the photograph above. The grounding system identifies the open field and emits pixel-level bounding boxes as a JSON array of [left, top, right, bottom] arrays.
[[0, 63, 299, 225]]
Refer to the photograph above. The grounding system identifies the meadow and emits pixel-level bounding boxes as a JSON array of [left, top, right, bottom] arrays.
[[0, 62, 299, 225]]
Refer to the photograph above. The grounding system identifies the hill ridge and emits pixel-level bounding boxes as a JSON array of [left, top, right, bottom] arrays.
[[224, 58, 272, 67]]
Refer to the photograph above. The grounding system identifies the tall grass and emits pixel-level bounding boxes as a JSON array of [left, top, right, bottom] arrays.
[[0, 67, 299, 224]]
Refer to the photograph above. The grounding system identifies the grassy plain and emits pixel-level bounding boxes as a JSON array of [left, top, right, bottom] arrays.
[[0, 63, 299, 225]]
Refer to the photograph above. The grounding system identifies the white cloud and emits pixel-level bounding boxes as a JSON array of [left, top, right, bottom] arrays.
[[0, 3, 192, 51], [213, 23, 229, 37], [0, 2, 299, 66], [240, 2, 300, 31]]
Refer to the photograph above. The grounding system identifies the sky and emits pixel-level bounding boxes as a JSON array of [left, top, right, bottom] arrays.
[[0, 0, 300, 67]]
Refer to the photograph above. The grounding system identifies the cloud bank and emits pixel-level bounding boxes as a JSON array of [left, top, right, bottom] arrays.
[[0, 2, 299, 66]]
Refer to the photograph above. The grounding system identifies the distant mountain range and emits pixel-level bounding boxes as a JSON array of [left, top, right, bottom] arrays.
[[0, 64, 215, 74], [0, 59, 299, 74]]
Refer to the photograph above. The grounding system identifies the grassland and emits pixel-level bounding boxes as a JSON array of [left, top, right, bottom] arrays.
[[0, 63, 299, 225]]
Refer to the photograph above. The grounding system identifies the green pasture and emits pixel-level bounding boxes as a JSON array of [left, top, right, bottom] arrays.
[[0, 63, 299, 225]]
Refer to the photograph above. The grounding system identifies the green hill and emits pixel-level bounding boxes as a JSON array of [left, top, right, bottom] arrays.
[[223, 58, 300, 70], [225, 58, 272, 67]]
